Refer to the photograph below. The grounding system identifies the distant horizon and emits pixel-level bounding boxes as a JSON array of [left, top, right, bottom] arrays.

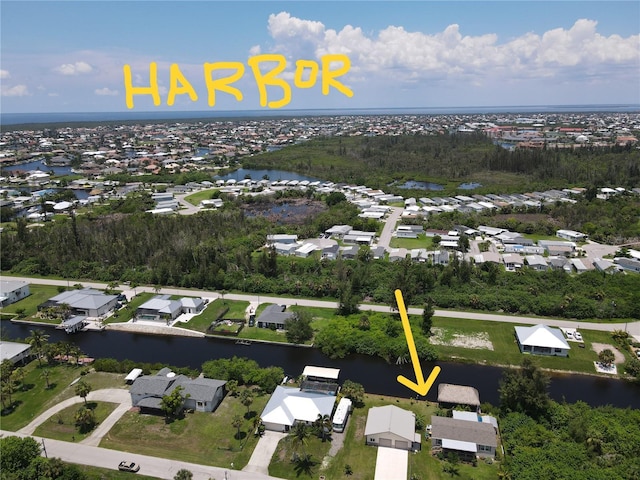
[[2, 103, 639, 127]]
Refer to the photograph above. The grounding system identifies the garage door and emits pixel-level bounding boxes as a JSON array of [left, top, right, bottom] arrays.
[[379, 438, 392, 447], [395, 440, 408, 450]]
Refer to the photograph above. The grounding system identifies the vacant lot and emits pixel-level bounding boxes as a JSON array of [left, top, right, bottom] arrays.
[[429, 327, 494, 350]]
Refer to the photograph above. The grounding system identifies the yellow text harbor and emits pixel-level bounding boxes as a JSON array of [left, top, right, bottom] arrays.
[[123, 54, 353, 109]]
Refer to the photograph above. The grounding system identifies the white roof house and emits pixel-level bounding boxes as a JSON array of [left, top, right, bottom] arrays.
[[515, 324, 570, 357], [260, 386, 336, 432]]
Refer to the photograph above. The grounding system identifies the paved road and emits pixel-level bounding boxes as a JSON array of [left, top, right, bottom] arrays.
[[377, 206, 403, 250], [174, 192, 201, 216], [1, 430, 281, 480], [4, 276, 639, 336]]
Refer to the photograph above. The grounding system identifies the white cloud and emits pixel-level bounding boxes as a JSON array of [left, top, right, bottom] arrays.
[[1, 84, 30, 97], [249, 45, 262, 56], [95, 87, 119, 96], [0, 69, 9, 79], [53, 61, 93, 75], [263, 13, 640, 84]]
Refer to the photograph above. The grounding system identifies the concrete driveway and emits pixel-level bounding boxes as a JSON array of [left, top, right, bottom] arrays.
[[243, 431, 287, 475], [374, 446, 408, 480]]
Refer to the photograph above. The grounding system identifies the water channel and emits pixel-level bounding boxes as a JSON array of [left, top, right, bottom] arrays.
[[3, 322, 639, 409]]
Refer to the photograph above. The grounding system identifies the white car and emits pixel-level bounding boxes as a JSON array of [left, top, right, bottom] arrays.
[[565, 331, 575, 340], [574, 332, 583, 341]]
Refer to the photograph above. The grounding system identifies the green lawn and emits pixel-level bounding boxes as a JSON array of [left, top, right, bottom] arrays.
[[182, 299, 249, 333], [268, 432, 333, 479], [1, 284, 62, 320], [316, 394, 499, 480], [390, 234, 436, 250], [105, 292, 154, 324], [0, 361, 125, 432], [183, 189, 218, 206], [77, 465, 159, 480], [34, 401, 119, 442], [430, 317, 624, 374], [101, 386, 269, 469]]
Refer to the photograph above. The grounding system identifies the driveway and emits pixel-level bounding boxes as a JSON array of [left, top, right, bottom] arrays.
[[243, 431, 287, 475], [374, 446, 408, 480]]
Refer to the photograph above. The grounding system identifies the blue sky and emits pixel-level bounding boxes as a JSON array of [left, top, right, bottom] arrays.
[[1, 1, 639, 113]]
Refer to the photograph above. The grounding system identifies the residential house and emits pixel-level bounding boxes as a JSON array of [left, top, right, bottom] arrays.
[[437, 384, 481, 411], [39, 288, 119, 318], [129, 368, 226, 413], [556, 229, 588, 242], [325, 225, 353, 239], [430, 415, 498, 461], [0, 341, 31, 365], [502, 253, 524, 271], [525, 255, 548, 271], [256, 304, 295, 329], [0, 280, 30, 307], [260, 385, 337, 432], [396, 225, 424, 239], [364, 405, 421, 451], [266, 234, 298, 245], [538, 240, 576, 257], [515, 324, 570, 356], [614, 257, 640, 273], [135, 295, 205, 322]]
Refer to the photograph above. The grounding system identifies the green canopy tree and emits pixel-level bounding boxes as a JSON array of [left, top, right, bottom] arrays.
[[74, 405, 96, 433], [27, 329, 49, 366], [499, 358, 551, 420], [160, 385, 187, 421]]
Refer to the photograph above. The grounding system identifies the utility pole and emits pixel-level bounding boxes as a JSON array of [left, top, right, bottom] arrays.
[[41, 439, 48, 458]]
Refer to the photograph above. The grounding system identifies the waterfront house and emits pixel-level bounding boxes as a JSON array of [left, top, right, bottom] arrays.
[[0, 280, 30, 307], [430, 415, 497, 461], [135, 295, 205, 322], [256, 304, 295, 330], [365, 405, 421, 451], [260, 385, 336, 432], [39, 288, 118, 318], [514, 324, 570, 357], [129, 368, 226, 413], [0, 341, 32, 365]]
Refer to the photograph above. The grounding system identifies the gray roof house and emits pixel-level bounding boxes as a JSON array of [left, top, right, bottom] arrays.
[[364, 405, 421, 451], [256, 304, 295, 329], [129, 369, 226, 413], [0, 341, 31, 365], [135, 295, 206, 322], [0, 280, 30, 308], [41, 288, 118, 318], [431, 415, 498, 460]]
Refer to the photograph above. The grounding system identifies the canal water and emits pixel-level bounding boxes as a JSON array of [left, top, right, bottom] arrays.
[[214, 168, 323, 183], [3, 322, 639, 409]]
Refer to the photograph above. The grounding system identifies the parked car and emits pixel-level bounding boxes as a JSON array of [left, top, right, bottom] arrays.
[[118, 461, 140, 473], [565, 331, 575, 340], [574, 332, 583, 341]]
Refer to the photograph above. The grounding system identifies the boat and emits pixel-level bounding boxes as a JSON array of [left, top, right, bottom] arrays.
[[235, 340, 252, 346]]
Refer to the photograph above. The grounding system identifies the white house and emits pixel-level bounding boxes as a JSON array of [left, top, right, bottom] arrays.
[[556, 229, 588, 242], [364, 405, 421, 451], [0, 341, 31, 365], [260, 385, 337, 432], [0, 280, 30, 307], [515, 324, 570, 356]]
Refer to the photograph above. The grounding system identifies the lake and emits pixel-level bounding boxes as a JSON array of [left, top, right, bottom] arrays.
[[214, 168, 323, 183]]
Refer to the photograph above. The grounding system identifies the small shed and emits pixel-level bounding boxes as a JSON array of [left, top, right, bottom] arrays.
[[437, 383, 481, 411]]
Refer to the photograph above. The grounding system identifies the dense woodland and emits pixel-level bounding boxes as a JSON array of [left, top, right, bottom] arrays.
[[498, 359, 640, 479], [243, 133, 640, 193], [2, 193, 640, 320]]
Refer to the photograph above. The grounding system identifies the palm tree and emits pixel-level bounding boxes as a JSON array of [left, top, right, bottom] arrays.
[[1, 381, 15, 409], [75, 380, 92, 405], [41, 369, 51, 389], [27, 330, 49, 366], [74, 405, 95, 433], [290, 422, 310, 459], [314, 414, 332, 442], [232, 414, 243, 440], [240, 390, 254, 415]]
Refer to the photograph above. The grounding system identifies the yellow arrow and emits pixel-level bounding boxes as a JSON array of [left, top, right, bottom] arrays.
[[395, 289, 441, 396]]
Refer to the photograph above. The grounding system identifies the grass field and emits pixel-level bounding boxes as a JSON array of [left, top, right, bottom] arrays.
[[431, 317, 625, 374], [101, 386, 269, 469], [0, 361, 125, 432], [34, 401, 119, 442], [389, 234, 436, 250], [1, 284, 62, 321], [311, 394, 499, 480], [183, 189, 217, 206], [181, 299, 249, 333]]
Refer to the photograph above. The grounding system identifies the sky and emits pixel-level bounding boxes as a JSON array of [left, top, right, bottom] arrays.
[[1, 1, 639, 113]]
